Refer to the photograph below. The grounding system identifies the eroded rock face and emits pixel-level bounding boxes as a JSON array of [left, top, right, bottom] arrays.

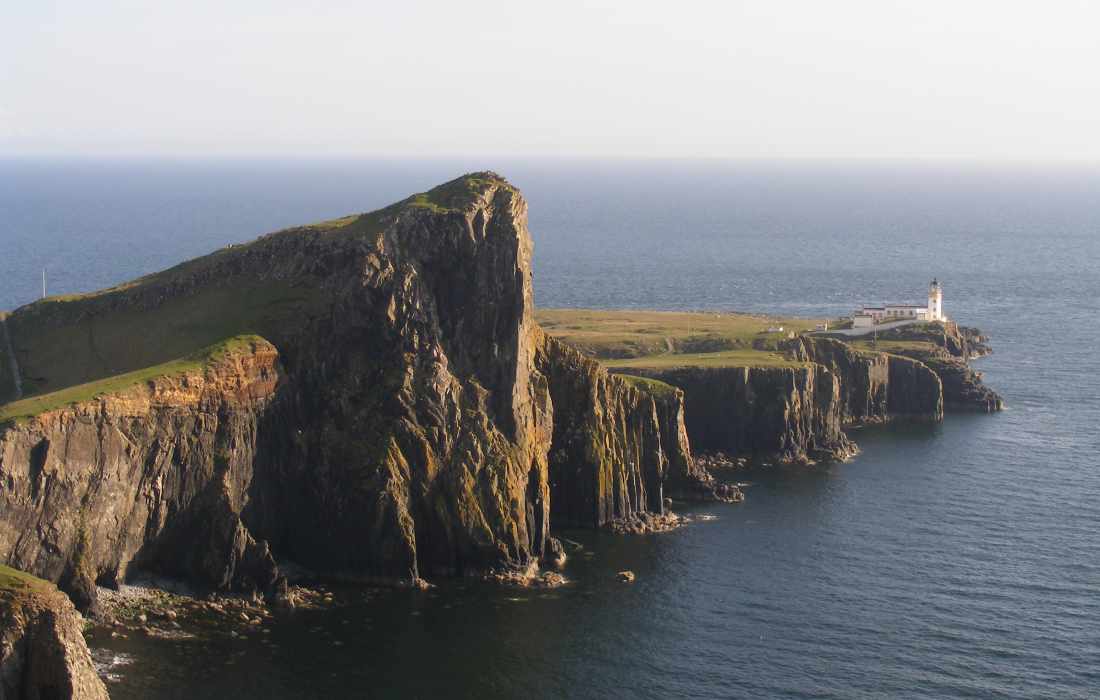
[[614, 335, 948, 465], [0, 569, 109, 700], [0, 341, 282, 613], [874, 323, 1003, 412], [615, 364, 856, 464], [796, 337, 944, 423], [1, 174, 702, 602], [244, 182, 555, 581], [538, 335, 672, 528]]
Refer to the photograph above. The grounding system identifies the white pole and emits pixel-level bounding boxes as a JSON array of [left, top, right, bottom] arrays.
[[42, 268, 46, 299]]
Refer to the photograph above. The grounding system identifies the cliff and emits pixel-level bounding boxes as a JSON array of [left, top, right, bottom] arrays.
[[872, 322, 1003, 412], [0, 565, 108, 700], [607, 336, 945, 465], [535, 335, 731, 529], [0, 337, 283, 611], [0, 173, 711, 608], [793, 337, 943, 423], [613, 364, 856, 464]]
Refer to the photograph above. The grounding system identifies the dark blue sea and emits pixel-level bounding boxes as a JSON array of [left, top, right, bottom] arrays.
[[2, 159, 1098, 698]]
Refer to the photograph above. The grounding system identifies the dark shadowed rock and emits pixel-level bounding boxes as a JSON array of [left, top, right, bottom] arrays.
[[0, 565, 109, 700]]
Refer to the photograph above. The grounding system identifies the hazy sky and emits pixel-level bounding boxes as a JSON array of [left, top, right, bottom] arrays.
[[4, 1, 1099, 160]]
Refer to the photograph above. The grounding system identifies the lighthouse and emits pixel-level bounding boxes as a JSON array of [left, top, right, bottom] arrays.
[[928, 278, 944, 321]]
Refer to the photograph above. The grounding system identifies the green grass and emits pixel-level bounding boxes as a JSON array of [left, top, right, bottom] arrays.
[[8, 281, 318, 399], [847, 339, 941, 354], [0, 335, 265, 423], [615, 374, 680, 398], [22, 173, 507, 314], [406, 173, 509, 213], [0, 173, 509, 414], [0, 564, 50, 596], [605, 349, 806, 369], [537, 308, 818, 369]]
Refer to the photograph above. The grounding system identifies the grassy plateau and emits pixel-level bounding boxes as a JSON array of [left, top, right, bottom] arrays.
[[536, 309, 824, 370]]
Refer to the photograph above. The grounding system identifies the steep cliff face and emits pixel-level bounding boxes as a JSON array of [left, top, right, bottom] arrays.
[[0, 565, 109, 700], [1, 174, 701, 603], [534, 335, 723, 527], [875, 323, 1003, 412], [536, 336, 667, 528], [237, 179, 557, 581], [795, 337, 943, 423], [610, 336, 946, 465], [0, 338, 282, 610], [615, 364, 855, 464]]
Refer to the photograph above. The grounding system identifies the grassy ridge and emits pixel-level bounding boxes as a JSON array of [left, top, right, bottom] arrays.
[[616, 374, 680, 398], [606, 349, 807, 369], [407, 174, 506, 213], [0, 173, 510, 422], [0, 563, 50, 596], [9, 281, 318, 400], [536, 309, 820, 369], [0, 335, 265, 423]]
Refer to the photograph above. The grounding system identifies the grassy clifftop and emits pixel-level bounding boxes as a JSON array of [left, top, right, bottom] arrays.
[[0, 174, 510, 416], [0, 334, 267, 423], [0, 563, 50, 598], [536, 309, 822, 370]]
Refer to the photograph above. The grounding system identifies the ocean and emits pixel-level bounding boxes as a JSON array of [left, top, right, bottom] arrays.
[[2, 159, 1098, 698]]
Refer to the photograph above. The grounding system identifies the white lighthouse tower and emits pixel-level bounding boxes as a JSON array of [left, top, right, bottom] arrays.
[[928, 278, 944, 321]]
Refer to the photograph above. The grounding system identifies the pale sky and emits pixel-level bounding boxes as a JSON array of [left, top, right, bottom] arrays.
[[3, 0, 1099, 160]]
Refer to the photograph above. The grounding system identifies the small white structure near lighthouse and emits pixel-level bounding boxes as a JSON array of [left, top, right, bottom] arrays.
[[852, 279, 945, 328]]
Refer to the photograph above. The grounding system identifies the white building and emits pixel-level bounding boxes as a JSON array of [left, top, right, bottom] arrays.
[[852, 279, 945, 328]]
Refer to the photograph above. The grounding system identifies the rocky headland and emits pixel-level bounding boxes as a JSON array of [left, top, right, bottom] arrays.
[[0, 174, 726, 617], [539, 308, 1002, 465], [0, 174, 1002, 697]]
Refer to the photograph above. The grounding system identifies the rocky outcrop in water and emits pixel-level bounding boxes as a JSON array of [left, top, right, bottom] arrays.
[[0, 566, 109, 700]]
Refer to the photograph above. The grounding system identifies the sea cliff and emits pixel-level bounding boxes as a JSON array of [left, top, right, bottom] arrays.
[[539, 309, 1000, 465], [0, 174, 718, 624]]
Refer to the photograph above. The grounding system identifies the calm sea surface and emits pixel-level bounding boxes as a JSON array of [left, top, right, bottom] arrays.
[[2, 160, 1098, 698]]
